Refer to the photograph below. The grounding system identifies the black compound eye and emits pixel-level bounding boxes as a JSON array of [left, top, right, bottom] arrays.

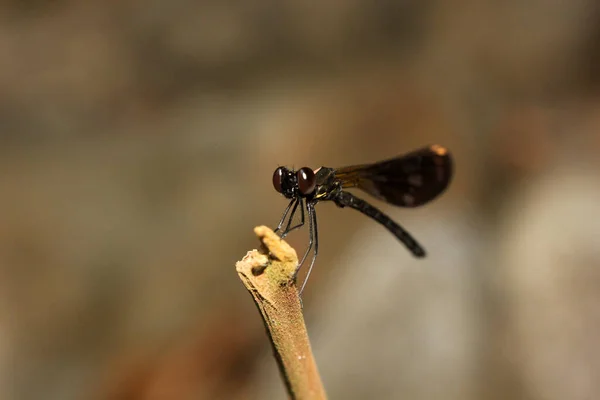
[[297, 167, 316, 195], [273, 167, 285, 193]]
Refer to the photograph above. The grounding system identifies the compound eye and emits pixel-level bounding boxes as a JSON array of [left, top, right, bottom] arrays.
[[273, 167, 285, 193], [297, 167, 316, 195]]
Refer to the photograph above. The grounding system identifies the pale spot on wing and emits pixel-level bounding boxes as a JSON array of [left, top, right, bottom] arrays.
[[403, 193, 415, 206], [408, 174, 423, 187]]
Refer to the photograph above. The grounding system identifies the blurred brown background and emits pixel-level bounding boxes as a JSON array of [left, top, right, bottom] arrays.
[[1, 1, 600, 399]]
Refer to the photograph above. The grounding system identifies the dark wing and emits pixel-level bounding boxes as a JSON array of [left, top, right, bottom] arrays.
[[333, 145, 453, 207]]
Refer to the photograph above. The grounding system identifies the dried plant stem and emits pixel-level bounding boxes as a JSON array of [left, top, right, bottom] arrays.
[[236, 226, 327, 400]]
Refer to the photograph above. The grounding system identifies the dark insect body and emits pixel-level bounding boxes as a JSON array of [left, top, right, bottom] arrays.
[[272, 144, 453, 294]]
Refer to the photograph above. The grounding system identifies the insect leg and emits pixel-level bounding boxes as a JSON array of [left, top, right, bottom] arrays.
[[334, 191, 426, 257], [293, 202, 314, 286], [281, 198, 305, 238], [298, 203, 318, 295], [274, 198, 297, 234]]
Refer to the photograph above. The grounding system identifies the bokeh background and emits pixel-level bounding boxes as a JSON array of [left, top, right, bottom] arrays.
[[1, 1, 600, 399]]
